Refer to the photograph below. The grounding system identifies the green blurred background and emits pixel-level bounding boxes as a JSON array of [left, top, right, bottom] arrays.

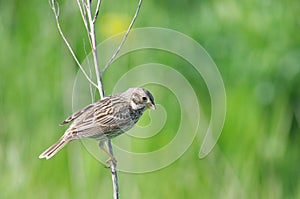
[[0, 0, 300, 198]]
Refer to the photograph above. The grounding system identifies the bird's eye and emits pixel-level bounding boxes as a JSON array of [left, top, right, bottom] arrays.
[[142, 96, 147, 101]]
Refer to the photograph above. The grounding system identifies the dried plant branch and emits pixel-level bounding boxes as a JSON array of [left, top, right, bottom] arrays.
[[49, 0, 96, 88], [49, 0, 98, 89], [99, 1, 144, 195], [83, 39, 95, 103], [102, 0, 143, 73], [76, 0, 90, 35], [85, 0, 104, 99], [93, 0, 102, 23], [107, 140, 119, 199], [77, 0, 118, 198]]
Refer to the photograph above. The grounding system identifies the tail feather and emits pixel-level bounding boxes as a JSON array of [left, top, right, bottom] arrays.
[[39, 138, 69, 160]]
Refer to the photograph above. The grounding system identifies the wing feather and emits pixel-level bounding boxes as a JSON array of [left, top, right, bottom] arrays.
[[60, 103, 95, 126], [63, 96, 135, 140]]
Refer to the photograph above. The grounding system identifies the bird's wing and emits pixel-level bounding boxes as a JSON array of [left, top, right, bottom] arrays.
[[64, 96, 135, 139], [59, 96, 111, 126], [59, 103, 96, 126]]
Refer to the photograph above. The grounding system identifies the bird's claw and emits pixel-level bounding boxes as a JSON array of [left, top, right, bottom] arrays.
[[104, 157, 117, 168]]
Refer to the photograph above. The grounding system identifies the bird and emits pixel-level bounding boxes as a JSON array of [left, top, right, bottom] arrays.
[[39, 87, 156, 161]]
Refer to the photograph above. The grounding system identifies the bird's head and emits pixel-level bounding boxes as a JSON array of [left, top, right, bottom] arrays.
[[126, 88, 156, 111]]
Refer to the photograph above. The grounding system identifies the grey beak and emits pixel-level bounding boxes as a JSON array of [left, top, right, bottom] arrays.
[[148, 103, 156, 110]]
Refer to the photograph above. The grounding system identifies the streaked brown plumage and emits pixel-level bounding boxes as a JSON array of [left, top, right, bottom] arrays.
[[39, 88, 155, 160]]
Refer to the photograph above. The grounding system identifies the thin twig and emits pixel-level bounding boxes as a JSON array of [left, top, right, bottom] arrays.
[[83, 39, 95, 103], [86, 1, 119, 198], [85, 0, 104, 99], [76, 0, 90, 35], [76, 1, 119, 198], [102, 0, 143, 73], [49, 0, 98, 89], [93, 0, 102, 23], [107, 140, 119, 199], [87, 1, 119, 198]]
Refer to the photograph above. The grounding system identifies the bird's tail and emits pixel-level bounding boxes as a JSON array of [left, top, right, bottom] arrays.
[[39, 138, 69, 160]]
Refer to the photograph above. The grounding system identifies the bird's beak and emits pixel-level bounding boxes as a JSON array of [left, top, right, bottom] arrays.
[[148, 103, 156, 110]]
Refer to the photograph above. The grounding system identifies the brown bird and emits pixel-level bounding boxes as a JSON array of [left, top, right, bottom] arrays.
[[39, 88, 156, 161]]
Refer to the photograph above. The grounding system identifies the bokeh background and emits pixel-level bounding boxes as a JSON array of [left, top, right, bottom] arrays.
[[1, 0, 300, 198]]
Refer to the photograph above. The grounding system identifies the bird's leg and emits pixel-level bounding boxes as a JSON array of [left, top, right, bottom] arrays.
[[99, 140, 117, 166]]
